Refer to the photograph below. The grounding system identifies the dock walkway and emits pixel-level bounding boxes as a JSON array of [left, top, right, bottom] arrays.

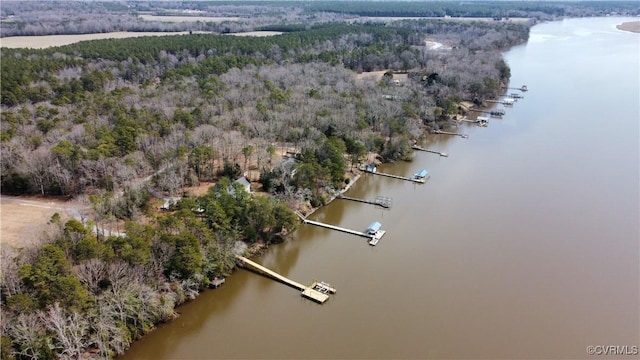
[[486, 99, 514, 106], [303, 219, 373, 239], [468, 109, 505, 117], [411, 145, 448, 157], [366, 170, 425, 183], [338, 194, 392, 208], [433, 129, 469, 139]]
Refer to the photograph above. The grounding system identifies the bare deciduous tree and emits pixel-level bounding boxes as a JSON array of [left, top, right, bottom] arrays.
[[46, 303, 90, 360]]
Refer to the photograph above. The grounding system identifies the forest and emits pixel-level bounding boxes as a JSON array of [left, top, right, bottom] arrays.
[[1, 22, 528, 199], [0, 17, 529, 358], [1, 1, 636, 359], [1, 1, 638, 37]]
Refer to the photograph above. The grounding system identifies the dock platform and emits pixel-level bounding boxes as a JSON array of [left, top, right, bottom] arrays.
[[236, 255, 332, 304], [411, 145, 448, 157], [368, 230, 386, 246], [301, 288, 330, 303]]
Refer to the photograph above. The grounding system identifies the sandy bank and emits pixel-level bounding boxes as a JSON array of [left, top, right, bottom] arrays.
[[616, 21, 640, 34]]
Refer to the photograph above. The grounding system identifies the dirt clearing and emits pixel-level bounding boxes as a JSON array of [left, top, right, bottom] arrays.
[[355, 70, 409, 83], [0, 196, 69, 249]]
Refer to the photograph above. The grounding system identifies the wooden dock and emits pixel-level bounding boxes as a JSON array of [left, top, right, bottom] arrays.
[[432, 129, 469, 139], [365, 170, 426, 183], [459, 117, 488, 126], [338, 194, 392, 208], [236, 255, 332, 304], [368, 230, 386, 246], [503, 85, 528, 92], [303, 219, 375, 239], [486, 99, 514, 106], [468, 109, 505, 117], [303, 219, 387, 246], [411, 145, 448, 157]]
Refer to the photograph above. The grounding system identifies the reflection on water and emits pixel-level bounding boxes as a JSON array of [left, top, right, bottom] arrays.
[[122, 17, 639, 359]]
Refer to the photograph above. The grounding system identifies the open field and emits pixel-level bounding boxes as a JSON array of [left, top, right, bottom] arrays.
[[0, 31, 205, 49], [355, 70, 409, 83], [226, 31, 283, 37], [139, 15, 241, 23], [0, 144, 300, 248], [424, 39, 452, 50], [0, 196, 68, 249]]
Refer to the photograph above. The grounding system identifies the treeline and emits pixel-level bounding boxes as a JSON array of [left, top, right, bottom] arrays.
[[0, 0, 331, 38], [0, 179, 298, 359], [1, 21, 528, 200], [2, 1, 638, 38], [1, 23, 412, 105], [299, 1, 640, 18]]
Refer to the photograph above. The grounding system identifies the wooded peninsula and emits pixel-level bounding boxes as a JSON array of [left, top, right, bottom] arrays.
[[1, 1, 638, 359]]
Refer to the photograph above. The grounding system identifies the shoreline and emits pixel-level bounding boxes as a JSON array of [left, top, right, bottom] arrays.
[[616, 21, 640, 34]]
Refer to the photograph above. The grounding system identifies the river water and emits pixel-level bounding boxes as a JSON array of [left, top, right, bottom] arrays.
[[122, 17, 639, 359]]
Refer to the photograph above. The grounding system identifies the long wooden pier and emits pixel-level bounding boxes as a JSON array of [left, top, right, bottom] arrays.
[[504, 86, 528, 92], [433, 129, 469, 139], [338, 194, 392, 208], [303, 219, 373, 238], [458, 117, 487, 125], [486, 99, 514, 106], [236, 255, 332, 303], [411, 145, 448, 157], [366, 170, 426, 183], [468, 108, 505, 116]]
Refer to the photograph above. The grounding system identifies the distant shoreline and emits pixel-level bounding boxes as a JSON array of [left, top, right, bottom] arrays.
[[616, 21, 640, 34]]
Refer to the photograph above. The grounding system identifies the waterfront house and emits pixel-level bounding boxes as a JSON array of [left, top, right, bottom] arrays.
[[227, 177, 251, 196]]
